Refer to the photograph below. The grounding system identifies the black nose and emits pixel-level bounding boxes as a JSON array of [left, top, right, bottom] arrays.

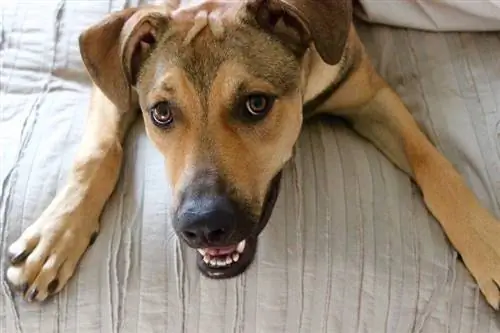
[[175, 195, 238, 246]]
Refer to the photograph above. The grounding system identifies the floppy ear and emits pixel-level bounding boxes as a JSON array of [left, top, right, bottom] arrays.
[[78, 7, 169, 110], [247, 0, 352, 65]]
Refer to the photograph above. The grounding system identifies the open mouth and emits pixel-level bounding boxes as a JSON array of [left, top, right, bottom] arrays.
[[196, 238, 258, 278], [198, 240, 247, 267], [196, 171, 282, 279]]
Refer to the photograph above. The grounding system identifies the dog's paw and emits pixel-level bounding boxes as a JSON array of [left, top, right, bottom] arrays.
[[458, 218, 500, 310], [5, 211, 99, 302]]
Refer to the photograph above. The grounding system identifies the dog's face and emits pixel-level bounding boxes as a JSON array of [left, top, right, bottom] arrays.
[[79, 0, 351, 278], [138, 21, 301, 277]]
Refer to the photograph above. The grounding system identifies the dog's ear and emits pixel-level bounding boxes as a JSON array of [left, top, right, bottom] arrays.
[[247, 0, 352, 65], [79, 7, 169, 109]]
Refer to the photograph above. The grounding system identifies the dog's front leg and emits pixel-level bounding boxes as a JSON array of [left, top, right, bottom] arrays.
[[323, 54, 500, 309], [6, 86, 137, 302]]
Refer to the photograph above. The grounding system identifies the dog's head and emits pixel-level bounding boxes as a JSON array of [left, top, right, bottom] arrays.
[[79, 0, 352, 278]]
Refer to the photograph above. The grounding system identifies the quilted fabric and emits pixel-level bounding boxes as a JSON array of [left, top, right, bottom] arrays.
[[1, 1, 500, 332]]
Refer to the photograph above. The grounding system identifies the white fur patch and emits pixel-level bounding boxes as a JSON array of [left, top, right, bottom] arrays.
[[303, 49, 344, 103]]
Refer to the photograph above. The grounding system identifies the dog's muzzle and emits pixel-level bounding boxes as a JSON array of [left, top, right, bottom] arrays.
[[173, 171, 282, 279]]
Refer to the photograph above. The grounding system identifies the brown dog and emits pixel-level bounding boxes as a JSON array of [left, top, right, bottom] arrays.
[[6, 0, 500, 308]]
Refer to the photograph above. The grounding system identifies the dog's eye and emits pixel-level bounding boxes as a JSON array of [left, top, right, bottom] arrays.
[[150, 102, 174, 128], [244, 94, 275, 119]]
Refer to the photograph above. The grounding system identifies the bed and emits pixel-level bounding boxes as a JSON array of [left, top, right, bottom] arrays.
[[1, 1, 500, 332]]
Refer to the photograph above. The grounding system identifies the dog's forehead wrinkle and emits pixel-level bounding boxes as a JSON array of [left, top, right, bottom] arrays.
[[181, 31, 300, 95]]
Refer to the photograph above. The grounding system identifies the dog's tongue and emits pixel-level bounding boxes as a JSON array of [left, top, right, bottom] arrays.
[[204, 245, 236, 256]]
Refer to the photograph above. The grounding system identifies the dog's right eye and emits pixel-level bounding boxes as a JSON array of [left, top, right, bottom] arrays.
[[150, 102, 174, 128]]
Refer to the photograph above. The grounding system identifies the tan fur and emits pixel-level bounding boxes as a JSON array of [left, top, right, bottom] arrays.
[[6, 87, 136, 300], [6, 0, 500, 310], [314, 28, 500, 309], [141, 60, 301, 211]]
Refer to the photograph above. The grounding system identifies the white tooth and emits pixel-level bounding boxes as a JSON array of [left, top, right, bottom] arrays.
[[217, 259, 225, 267], [236, 240, 246, 253], [232, 253, 240, 262], [198, 249, 206, 256], [203, 255, 210, 264], [225, 256, 233, 265], [210, 258, 217, 266]]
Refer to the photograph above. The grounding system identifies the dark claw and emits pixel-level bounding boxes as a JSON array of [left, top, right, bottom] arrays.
[[27, 288, 38, 302], [88, 231, 99, 247], [20, 283, 29, 294], [9, 250, 29, 265], [47, 279, 59, 294]]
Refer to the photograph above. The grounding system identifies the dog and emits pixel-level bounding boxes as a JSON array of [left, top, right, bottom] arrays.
[[5, 0, 500, 309]]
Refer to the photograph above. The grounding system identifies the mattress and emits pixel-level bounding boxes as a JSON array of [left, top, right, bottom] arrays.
[[1, 1, 500, 332]]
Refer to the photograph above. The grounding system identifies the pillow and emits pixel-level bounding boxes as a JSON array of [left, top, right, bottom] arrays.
[[355, 0, 500, 31]]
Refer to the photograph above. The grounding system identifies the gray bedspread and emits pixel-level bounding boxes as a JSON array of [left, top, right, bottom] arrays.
[[1, 1, 500, 332]]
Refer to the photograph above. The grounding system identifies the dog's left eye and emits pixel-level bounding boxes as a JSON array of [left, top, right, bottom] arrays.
[[244, 94, 275, 119]]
